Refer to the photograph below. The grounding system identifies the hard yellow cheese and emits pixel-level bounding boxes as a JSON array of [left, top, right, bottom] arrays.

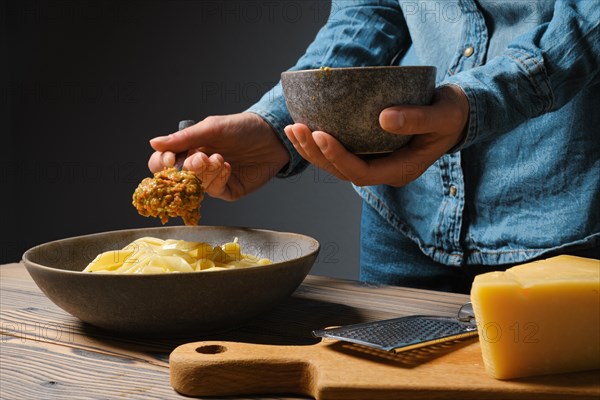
[[471, 255, 600, 379]]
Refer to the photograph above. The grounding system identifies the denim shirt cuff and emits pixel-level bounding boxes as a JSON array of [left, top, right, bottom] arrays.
[[245, 84, 308, 178], [438, 83, 478, 153], [441, 48, 554, 152]]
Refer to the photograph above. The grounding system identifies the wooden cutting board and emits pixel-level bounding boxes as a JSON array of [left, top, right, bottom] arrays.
[[170, 338, 600, 399]]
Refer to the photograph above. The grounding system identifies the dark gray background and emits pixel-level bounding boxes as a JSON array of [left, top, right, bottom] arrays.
[[2, 0, 362, 279]]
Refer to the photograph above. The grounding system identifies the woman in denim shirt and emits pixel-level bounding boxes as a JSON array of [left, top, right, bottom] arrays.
[[149, 0, 599, 293]]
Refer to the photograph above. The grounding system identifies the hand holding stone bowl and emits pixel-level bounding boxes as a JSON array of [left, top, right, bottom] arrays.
[[281, 66, 470, 187]]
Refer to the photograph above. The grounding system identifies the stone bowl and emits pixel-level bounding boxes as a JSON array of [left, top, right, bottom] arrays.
[[281, 66, 436, 154], [22, 226, 319, 335]]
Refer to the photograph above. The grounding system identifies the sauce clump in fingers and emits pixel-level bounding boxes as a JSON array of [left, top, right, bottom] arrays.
[[132, 167, 204, 226]]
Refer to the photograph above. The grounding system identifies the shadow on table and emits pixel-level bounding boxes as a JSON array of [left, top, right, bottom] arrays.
[[78, 295, 365, 360]]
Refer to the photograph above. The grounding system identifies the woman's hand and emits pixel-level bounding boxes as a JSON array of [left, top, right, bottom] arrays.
[[148, 112, 289, 200], [284, 85, 469, 187]]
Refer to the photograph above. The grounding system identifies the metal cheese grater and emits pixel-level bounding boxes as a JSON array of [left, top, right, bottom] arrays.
[[313, 303, 478, 353], [174, 120, 196, 170]]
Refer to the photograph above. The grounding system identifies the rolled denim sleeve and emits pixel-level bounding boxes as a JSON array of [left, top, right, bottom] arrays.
[[247, 0, 410, 177], [444, 0, 600, 151]]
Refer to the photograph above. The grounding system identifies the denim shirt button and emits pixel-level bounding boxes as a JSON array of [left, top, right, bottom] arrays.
[[463, 46, 474, 57], [449, 185, 458, 197]]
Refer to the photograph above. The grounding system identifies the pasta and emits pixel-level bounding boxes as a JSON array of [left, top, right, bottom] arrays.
[[83, 237, 272, 274]]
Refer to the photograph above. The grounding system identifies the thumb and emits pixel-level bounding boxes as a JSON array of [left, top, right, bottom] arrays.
[[149, 127, 197, 153], [379, 105, 438, 135], [149, 119, 218, 152], [379, 85, 469, 136]]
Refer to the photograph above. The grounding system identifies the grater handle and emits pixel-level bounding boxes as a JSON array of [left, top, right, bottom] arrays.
[[174, 120, 197, 170], [178, 119, 196, 131], [458, 302, 476, 324]]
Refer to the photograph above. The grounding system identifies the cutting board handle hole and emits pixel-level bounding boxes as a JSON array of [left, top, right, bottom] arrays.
[[196, 345, 227, 354]]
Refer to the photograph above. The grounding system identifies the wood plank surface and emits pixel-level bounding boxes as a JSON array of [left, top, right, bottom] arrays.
[[0, 262, 469, 400], [3, 262, 598, 399]]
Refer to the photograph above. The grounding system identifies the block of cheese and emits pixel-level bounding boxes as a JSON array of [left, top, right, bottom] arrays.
[[471, 255, 600, 380]]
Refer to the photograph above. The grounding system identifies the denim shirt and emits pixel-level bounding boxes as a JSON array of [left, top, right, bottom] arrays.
[[247, 0, 600, 266]]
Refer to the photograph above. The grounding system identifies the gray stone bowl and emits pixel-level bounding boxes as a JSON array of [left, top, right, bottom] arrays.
[[22, 226, 319, 335], [281, 66, 436, 154]]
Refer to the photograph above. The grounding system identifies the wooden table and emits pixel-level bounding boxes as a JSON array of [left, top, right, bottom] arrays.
[[1, 262, 598, 399]]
